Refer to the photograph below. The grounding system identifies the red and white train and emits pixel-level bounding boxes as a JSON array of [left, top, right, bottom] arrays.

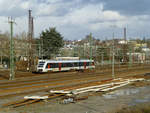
[[37, 59, 95, 72]]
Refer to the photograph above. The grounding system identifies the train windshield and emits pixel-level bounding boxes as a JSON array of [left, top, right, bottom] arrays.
[[38, 61, 45, 67]]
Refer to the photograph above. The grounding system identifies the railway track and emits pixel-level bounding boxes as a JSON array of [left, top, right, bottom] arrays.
[[0, 66, 149, 99], [0, 63, 149, 80], [0, 65, 149, 90], [0, 64, 149, 85], [2, 76, 146, 108], [3, 94, 65, 108], [0, 64, 149, 108]]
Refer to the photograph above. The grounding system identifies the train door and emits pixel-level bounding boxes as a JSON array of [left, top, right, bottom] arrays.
[[59, 63, 61, 71], [84, 62, 86, 69]]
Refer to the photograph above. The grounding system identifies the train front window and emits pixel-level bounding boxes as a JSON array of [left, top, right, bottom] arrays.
[[39, 61, 45, 64], [38, 61, 45, 67], [38, 64, 44, 67]]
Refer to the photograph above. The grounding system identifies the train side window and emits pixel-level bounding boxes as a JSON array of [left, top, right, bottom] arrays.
[[56, 63, 59, 68], [79, 62, 81, 66], [92, 62, 95, 65], [88, 62, 94, 66], [64, 63, 67, 67], [65, 63, 68, 67], [79, 62, 84, 66], [62, 63, 72, 67], [67, 63, 73, 67], [66, 63, 68, 67], [86, 62, 90, 66], [70, 63, 73, 67], [62, 63, 66, 67], [50, 63, 53, 68], [72, 63, 74, 67], [74, 63, 78, 67], [61, 63, 64, 67], [52, 63, 58, 68]]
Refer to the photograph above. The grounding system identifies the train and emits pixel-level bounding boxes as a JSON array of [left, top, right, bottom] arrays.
[[36, 59, 95, 72]]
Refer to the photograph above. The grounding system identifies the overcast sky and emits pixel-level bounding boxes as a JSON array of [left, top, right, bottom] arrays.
[[0, 0, 150, 40]]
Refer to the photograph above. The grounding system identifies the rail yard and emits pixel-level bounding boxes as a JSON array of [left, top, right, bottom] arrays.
[[0, 64, 150, 113], [0, 2, 150, 113]]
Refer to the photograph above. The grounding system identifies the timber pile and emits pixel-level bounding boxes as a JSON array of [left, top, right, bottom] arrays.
[[49, 78, 144, 95]]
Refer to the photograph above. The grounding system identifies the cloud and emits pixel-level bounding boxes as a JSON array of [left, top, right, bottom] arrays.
[[101, 0, 150, 16], [0, 0, 150, 17], [0, 0, 150, 40], [62, 4, 126, 32]]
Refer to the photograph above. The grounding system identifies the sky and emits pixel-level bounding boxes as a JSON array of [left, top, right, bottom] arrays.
[[0, 0, 150, 40]]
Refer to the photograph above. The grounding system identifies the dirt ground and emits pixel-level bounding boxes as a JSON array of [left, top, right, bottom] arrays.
[[115, 102, 150, 113]]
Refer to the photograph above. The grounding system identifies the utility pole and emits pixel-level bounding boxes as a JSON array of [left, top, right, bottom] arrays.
[[101, 52, 104, 66], [124, 28, 126, 41], [112, 32, 115, 79], [73, 46, 76, 57], [83, 44, 85, 58], [40, 37, 44, 59], [129, 41, 132, 68], [89, 33, 92, 61], [8, 17, 15, 80], [28, 10, 34, 72], [0, 39, 2, 65], [123, 27, 127, 63]]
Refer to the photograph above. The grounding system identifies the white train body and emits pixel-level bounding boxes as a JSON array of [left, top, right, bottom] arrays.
[[37, 59, 95, 72]]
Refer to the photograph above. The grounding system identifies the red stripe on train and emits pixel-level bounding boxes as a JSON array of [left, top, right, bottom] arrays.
[[59, 63, 61, 71], [84, 62, 86, 69]]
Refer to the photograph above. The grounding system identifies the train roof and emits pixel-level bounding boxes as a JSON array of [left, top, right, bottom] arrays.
[[38, 59, 94, 63]]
